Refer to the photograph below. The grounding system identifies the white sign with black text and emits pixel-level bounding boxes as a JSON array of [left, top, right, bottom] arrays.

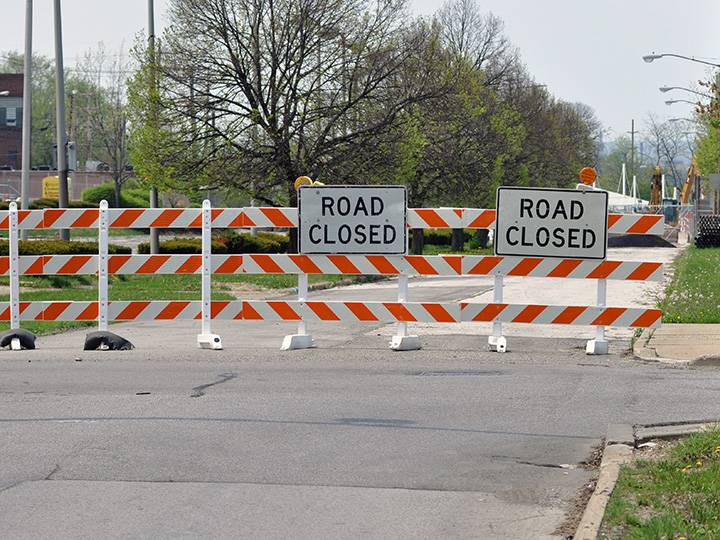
[[298, 185, 407, 255], [495, 187, 608, 260]]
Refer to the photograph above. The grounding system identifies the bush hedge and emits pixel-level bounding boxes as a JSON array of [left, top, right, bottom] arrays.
[[217, 231, 289, 254], [137, 238, 228, 254], [0, 240, 131, 256], [410, 229, 474, 246]]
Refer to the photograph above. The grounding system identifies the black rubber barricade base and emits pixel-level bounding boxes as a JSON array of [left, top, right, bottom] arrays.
[[84, 331, 135, 351], [0, 328, 37, 350]]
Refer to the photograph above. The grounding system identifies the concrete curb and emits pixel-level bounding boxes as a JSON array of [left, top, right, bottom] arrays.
[[573, 421, 720, 540]]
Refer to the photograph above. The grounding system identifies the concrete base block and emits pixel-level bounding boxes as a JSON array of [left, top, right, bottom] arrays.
[[197, 333, 223, 350], [281, 334, 314, 351], [389, 335, 422, 351], [586, 339, 609, 355], [488, 335, 507, 353]]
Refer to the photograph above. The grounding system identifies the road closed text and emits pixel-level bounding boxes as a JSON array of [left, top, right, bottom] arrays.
[[495, 187, 608, 260], [298, 186, 407, 254]]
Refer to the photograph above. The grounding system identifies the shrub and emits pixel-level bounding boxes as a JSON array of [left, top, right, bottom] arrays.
[[81, 182, 149, 208], [0, 240, 131, 256], [218, 231, 289, 254], [411, 229, 473, 246], [137, 238, 228, 254]]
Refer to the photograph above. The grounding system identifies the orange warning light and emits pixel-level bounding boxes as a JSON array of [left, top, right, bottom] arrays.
[[294, 176, 312, 190], [579, 167, 597, 185]]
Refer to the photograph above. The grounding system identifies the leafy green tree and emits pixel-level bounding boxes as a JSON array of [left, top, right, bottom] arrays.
[[127, 0, 455, 207]]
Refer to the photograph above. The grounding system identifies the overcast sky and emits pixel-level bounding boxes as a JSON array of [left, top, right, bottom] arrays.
[[3, 0, 719, 141]]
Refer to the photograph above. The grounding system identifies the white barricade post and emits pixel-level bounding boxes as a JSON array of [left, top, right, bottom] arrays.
[[198, 200, 222, 349], [9, 203, 19, 331], [98, 201, 109, 331], [281, 273, 313, 350]]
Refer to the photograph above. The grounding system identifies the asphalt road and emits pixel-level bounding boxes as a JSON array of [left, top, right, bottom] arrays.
[[3, 245, 718, 539]]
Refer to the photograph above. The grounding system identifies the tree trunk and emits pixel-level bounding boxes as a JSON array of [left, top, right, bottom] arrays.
[[451, 228, 464, 251], [411, 229, 424, 255]]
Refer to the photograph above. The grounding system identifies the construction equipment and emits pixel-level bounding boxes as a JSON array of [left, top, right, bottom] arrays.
[[680, 157, 700, 205], [650, 165, 662, 212]]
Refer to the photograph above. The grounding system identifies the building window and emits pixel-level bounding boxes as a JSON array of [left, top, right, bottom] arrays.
[[6, 107, 16, 127]]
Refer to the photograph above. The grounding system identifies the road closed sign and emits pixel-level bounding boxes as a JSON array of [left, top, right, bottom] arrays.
[[298, 185, 407, 254], [495, 187, 608, 260]]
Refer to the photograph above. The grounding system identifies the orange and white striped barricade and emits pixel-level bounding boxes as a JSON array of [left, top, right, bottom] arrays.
[[459, 303, 661, 328], [242, 253, 463, 350], [1, 300, 243, 322], [462, 255, 665, 354]]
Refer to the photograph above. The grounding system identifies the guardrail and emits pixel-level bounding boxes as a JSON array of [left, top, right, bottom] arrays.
[[0, 201, 664, 353]]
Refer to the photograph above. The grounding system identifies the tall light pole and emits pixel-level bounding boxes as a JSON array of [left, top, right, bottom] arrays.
[[53, 0, 69, 240], [21, 0, 32, 241], [644, 52, 720, 214]]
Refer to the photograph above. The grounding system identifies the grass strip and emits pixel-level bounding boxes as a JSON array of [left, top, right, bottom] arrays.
[[600, 426, 720, 539], [658, 245, 720, 323]]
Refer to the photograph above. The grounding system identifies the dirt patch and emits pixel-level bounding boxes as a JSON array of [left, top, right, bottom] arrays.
[[553, 440, 604, 538], [608, 234, 675, 248]]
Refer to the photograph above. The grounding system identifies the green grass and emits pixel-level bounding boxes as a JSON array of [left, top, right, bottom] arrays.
[[600, 427, 720, 539], [658, 245, 720, 323]]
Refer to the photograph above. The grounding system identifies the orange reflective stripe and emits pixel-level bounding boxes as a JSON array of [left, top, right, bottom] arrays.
[[157, 301, 191, 319], [631, 309, 662, 328], [110, 209, 144, 228], [471, 303, 508, 322], [215, 256, 243, 274], [423, 303, 456, 323], [467, 256, 502, 275], [108, 255, 132, 274], [176, 256, 202, 274], [547, 259, 582, 278], [344, 302, 379, 321], [626, 262, 661, 281], [587, 261, 622, 279], [116, 301, 151, 320], [551, 306, 587, 324], [291, 255, 324, 274], [306, 301, 341, 321], [367, 256, 399, 275], [591, 307, 626, 326], [327, 255, 361, 274], [250, 255, 284, 274], [508, 258, 543, 276], [137, 255, 171, 274], [58, 255, 92, 275], [268, 301, 301, 320], [383, 303, 417, 322], [512, 305, 547, 323]]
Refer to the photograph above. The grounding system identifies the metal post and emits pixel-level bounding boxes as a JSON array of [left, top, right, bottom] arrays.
[[9, 203, 20, 330], [389, 273, 421, 351], [297, 273, 309, 336], [53, 0, 70, 240], [20, 0, 32, 241], [98, 200, 109, 331], [148, 0, 160, 254], [197, 200, 222, 349], [586, 279, 609, 355], [397, 274, 408, 338], [488, 275, 506, 352]]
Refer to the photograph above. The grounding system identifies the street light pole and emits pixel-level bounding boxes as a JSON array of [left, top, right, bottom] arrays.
[[53, 0, 69, 240], [21, 0, 32, 241], [644, 52, 720, 215]]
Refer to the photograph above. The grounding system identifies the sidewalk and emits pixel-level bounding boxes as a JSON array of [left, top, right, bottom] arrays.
[[635, 323, 720, 365]]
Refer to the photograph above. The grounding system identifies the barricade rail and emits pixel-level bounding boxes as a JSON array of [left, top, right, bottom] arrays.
[[0, 202, 664, 352]]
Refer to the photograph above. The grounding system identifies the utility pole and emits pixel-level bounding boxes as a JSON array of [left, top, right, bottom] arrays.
[[53, 0, 69, 240], [20, 0, 32, 241], [148, 0, 160, 254]]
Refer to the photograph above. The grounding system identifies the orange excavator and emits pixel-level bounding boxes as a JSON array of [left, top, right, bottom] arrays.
[[680, 157, 699, 205], [650, 165, 662, 212]]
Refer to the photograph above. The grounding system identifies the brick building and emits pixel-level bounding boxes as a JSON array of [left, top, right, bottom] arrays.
[[0, 74, 24, 170]]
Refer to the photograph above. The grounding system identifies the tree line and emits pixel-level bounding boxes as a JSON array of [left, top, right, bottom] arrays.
[[126, 0, 603, 208]]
